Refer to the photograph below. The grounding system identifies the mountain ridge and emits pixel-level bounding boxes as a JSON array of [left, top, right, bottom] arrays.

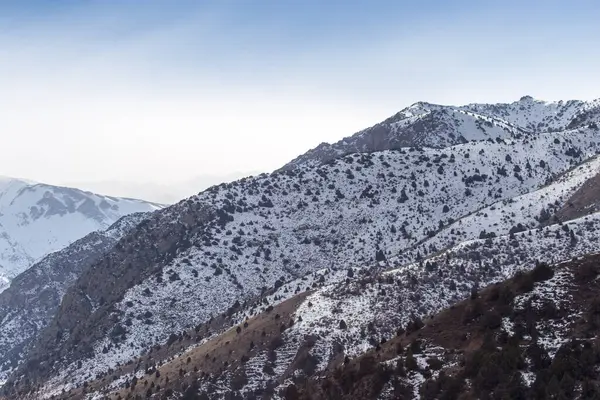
[[282, 96, 600, 171]]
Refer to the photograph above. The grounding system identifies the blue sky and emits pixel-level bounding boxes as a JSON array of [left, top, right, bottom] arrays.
[[0, 0, 599, 187]]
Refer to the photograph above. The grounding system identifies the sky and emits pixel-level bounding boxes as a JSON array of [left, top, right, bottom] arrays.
[[1, 0, 599, 193]]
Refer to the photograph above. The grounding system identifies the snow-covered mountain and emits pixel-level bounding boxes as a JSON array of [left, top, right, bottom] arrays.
[[462, 96, 599, 131], [283, 96, 600, 171], [3, 96, 600, 399], [0, 177, 163, 288]]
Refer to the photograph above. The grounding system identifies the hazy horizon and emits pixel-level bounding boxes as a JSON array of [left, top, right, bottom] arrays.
[[64, 171, 261, 203]]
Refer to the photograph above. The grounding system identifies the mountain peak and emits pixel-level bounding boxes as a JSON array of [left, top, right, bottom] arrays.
[[282, 96, 600, 171], [408, 100, 433, 108]]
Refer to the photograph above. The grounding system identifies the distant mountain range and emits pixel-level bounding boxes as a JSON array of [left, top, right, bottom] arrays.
[[2, 96, 600, 400], [0, 177, 162, 290]]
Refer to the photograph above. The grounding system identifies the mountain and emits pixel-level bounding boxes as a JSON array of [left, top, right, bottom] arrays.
[[2, 96, 600, 399], [282, 96, 600, 171], [0, 177, 163, 288]]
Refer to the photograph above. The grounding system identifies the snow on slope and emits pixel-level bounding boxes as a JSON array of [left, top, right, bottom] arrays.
[[292, 254, 600, 400], [199, 209, 600, 399], [94, 209, 600, 400], [0, 213, 150, 382], [42, 126, 600, 390], [403, 154, 600, 260], [462, 96, 591, 132], [0, 177, 162, 285], [282, 103, 529, 171]]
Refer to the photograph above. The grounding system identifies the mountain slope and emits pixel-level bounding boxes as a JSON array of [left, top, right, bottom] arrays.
[[554, 170, 600, 223], [294, 253, 600, 400], [397, 154, 600, 263], [177, 213, 600, 399], [8, 125, 600, 396], [0, 177, 162, 286], [0, 212, 150, 382], [41, 244, 600, 399], [461, 96, 596, 132]]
